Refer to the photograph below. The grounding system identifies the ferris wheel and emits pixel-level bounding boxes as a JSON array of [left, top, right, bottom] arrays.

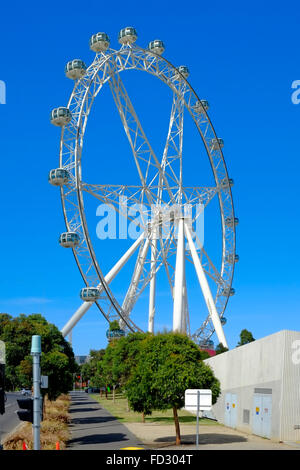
[[49, 27, 238, 349]]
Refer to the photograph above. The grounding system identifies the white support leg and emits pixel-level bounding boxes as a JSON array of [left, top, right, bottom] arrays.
[[122, 236, 150, 316], [61, 233, 145, 337], [173, 218, 185, 333], [184, 222, 228, 348], [148, 229, 157, 333], [181, 268, 188, 334]]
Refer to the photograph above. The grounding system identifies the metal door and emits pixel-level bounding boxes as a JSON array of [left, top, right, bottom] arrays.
[[261, 395, 272, 438], [252, 393, 272, 438], [253, 394, 262, 436], [224, 393, 237, 428]]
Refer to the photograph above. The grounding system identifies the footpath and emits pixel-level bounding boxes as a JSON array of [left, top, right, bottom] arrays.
[[67, 391, 143, 450], [67, 392, 297, 451]]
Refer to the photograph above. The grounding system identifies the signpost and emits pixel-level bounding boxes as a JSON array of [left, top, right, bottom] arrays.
[[0, 341, 5, 416], [185, 389, 212, 447], [31, 335, 42, 450]]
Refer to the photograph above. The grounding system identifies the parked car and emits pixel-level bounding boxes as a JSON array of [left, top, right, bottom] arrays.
[[21, 388, 31, 396], [85, 387, 100, 393]]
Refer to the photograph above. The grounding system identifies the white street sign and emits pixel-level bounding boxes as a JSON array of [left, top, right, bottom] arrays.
[[185, 389, 212, 411], [41, 376, 48, 389], [0, 341, 5, 364]]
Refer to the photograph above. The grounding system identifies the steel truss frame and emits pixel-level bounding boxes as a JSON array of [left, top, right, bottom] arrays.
[[57, 43, 236, 346]]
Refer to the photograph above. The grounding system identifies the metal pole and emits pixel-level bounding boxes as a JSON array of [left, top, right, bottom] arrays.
[[31, 336, 41, 451], [184, 222, 228, 348], [196, 390, 200, 448], [148, 227, 157, 333], [173, 218, 185, 332]]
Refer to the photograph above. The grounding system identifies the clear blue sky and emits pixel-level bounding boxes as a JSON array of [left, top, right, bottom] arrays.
[[0, 1, 300, 355]]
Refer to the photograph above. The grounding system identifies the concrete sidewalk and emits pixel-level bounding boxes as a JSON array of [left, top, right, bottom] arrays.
[[67, 391, 144, 450], [124, 422, 297, 450]]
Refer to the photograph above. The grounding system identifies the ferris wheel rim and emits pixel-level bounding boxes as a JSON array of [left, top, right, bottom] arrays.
[[57, 44, 236, 342]]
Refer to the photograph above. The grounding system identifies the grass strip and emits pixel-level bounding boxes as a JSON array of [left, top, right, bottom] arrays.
[[91, 392, 218, 425]]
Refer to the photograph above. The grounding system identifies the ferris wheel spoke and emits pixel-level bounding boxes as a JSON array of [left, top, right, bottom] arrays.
[[121, 235, 150, 322], [81, 183, 153, 229], [182, 186, 219, 213], [61, 232, 145, 337], [158, 85, 186, 203], [106, 58, 174, 203], [119, 222, 177, 324]]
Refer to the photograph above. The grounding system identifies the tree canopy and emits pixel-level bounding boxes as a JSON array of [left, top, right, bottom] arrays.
[[215, 343, 229, 355], [0, 313, 78, 399], [124, 332, 220, 444], [237, 329, 255, 346]]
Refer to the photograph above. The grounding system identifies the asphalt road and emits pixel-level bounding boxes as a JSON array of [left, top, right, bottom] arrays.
[[67, 391, 144, 450], [0, 392, 23, 444]]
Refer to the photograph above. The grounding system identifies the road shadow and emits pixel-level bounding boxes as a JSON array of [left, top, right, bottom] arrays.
[[69, 407, 101, 413], [155, 433, 248, 445], [68, 432, 131, 446], [70, 416, 117, 425], [70, 401, 97, 406]]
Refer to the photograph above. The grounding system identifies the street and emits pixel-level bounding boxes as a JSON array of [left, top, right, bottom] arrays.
[[0, 392, 23, 444]]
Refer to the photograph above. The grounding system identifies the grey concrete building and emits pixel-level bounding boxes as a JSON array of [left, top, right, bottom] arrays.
[[204, 330, 300, 442]]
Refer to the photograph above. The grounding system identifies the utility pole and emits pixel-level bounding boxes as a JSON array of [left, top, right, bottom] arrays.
[[31, 335, 41, 451]]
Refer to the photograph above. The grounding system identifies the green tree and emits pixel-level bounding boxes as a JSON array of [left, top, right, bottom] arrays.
[[237, 329, 255, 347], [108, 320, 122, 331], [215, 343, 229, 355], [125, 333, 220, 444], [108, 332, 149, 388], [0, 313, 78, 397], [81, 349, 106, 388]]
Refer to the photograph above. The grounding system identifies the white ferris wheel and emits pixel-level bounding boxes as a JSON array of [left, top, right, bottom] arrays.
[[49, 27, 238, 349]]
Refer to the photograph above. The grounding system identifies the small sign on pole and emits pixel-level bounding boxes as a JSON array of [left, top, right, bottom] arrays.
[[0, 341, 5, 365], [41, 376, 48, 389], [185, 389, 212, 447]]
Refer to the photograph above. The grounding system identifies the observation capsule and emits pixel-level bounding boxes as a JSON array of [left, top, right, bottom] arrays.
[[199, 339, 214, 349], [118, 27, 137, 45], [48, 168, 69, 186], [221, 287, 235, 296], [80, 287, 101, 302], [148, 39, 165, 55], [90, 32, 110, 52], [65, 59, 86, 80], [59, 232, 80, 248], [221, 317, 227, 326], [221, 177, 234, 188], [176, 65, 189, 79], [225, 254, 240, 263], [225, 217, 239, 227], [211, 137, 224, 150], [195, 100, 209, 112], [50, 107, 72, 127], [106, 329, 126, 341]]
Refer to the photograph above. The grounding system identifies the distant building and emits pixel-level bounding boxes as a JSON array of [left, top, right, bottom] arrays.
[[203, 330, 300, 442], [75, 355, 90, 366]]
